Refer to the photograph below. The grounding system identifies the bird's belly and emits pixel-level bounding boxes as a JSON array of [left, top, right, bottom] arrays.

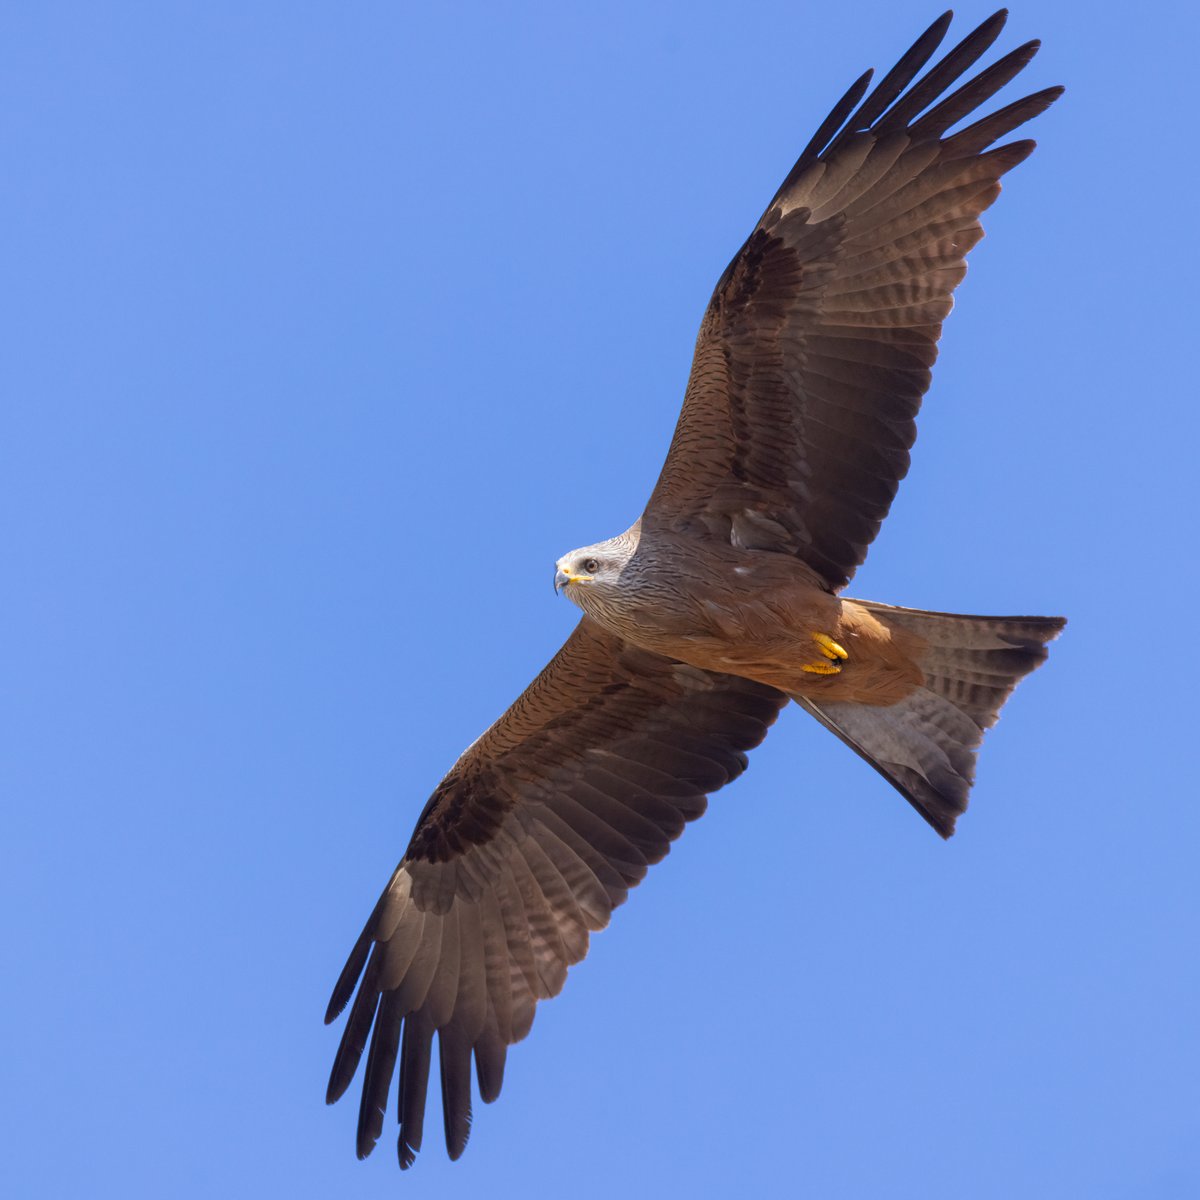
[[603, 588, 925, 707]]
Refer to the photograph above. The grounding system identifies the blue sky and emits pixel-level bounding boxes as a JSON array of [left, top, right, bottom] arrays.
[[3, 2, 1197, 1196]]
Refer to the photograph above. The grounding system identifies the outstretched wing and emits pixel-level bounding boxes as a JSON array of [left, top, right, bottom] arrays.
[[643, 10, 1063, 591], [325, 618, 786, 1167]]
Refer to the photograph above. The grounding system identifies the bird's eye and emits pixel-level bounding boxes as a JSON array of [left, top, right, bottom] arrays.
[[583, 558, 599, 574]]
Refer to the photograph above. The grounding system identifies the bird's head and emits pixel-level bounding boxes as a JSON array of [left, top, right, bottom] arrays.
[[553, 535, 635, 612]]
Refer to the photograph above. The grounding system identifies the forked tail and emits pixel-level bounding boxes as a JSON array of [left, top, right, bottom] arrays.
[[795, 602, 1066, 837]]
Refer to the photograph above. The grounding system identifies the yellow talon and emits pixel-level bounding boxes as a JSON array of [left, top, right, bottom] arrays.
[[802, 661, 842, 675], [811, 632, 848, 661]]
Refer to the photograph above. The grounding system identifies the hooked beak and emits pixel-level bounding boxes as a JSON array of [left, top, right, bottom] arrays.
[[554, 567, 590, 594]]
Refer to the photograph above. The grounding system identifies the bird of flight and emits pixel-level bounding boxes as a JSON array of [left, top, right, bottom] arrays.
[[326, 9, 1065, 1170]]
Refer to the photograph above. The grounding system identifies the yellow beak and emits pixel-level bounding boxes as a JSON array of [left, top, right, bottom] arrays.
[[554, 568, 591, 593]]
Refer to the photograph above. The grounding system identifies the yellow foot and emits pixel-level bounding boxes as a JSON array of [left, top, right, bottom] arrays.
[[801, 661, 842, 675], [812, 632, 848, 661], [801, 631, 849, 675]]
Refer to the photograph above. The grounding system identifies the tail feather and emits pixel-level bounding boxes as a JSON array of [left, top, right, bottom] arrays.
[[796, 603, 1065, 837]]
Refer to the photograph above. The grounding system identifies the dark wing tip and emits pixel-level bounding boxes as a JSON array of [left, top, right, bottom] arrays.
[[1008, 36, 1042, 66], [324, 993, 350, 1027], [795, 67, 875, 164], [972, 11, 1011, 51], [397, 1018, 433, 1169], [843, 11, 954, 136], [919, 11, 955, 52], [326, 1032, 366, 1106], [920, 10, 956, 52], [325, 927, 373, 1025], [770, 9, 1057, 224], [446, 1123, 472, 1162], [439, 1032, 475, 1160], [474, 1032, 507, 1104]]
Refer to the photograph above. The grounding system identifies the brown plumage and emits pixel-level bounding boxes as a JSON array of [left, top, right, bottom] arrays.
[[326, 11, 1066, 1170]]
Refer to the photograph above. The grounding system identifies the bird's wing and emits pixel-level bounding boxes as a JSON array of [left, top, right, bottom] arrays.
[[643, 10, 1062, 591], [325, 617, 786, 1167]]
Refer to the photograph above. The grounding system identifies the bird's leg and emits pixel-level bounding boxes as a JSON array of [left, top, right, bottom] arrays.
[[801, 632, 849, 675]]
